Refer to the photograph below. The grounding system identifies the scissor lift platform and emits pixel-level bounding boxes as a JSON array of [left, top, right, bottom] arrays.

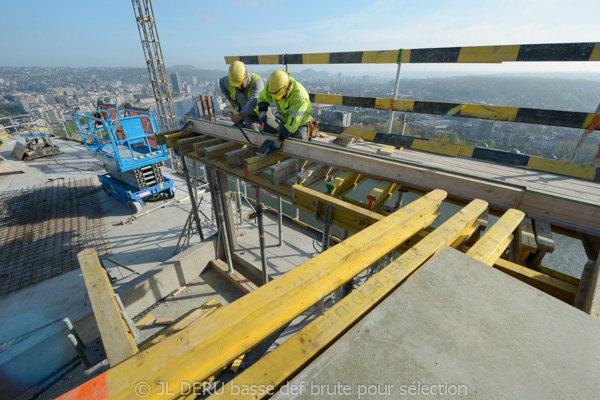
[[75, 107, 175, 212]]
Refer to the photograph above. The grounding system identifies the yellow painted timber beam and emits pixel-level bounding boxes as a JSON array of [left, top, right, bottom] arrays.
[[57, 190, 447, 400], [204, 142, 244, 163], [540, 267, 579, 286], [207, 199, 489, 400], [225, 147, 256, 168], [492, 258, 577, 303], [77, 249, 138, 367], [164, 132, 199, 148], [292, 184, 388, 233], [177, 135, 209, 153], [366, 181, 400, 211], [139, 300, 221, 351], [326, 172, 367, 197], [270, 158, 301, 185], [245, 153, 290, 177], [511, 217, 537, 265], [296, 165, 335, 187], [466, 209, 525, 265], [193, 138, 225, 158]]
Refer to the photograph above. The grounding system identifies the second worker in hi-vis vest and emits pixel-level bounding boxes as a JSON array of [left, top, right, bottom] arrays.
[[256, 70, 316, 155], [218, 61, 277, 131]]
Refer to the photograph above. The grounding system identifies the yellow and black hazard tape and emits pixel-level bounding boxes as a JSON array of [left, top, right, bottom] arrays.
[[319, 123, 600, 182], [309, 93, 600, 132], [226, 42, 600, 65], [132, 151, 160, 161]]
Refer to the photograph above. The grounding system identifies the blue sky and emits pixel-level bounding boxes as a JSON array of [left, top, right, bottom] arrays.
[[1, 0, 598, 74]]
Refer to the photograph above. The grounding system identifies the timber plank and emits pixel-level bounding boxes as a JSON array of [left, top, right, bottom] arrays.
[[77, 249, 138, 367], [211, 259, 258, 294]]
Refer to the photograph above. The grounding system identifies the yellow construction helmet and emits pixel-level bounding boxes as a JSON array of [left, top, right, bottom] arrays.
[[268, 70, 290, 100], [229, 61, 247, 87]]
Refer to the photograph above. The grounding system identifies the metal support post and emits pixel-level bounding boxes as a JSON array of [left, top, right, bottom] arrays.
[[236, 179, 243, 227], [277, 196, 283, 247], [255, 187, 269, 285], [394, 186, 407, 211], [387, 61, 402, 134], [315, 203, 333, 315], [215, 170, 238, 250], [207, 168, 234, 274], [180, 154, 204, 241], [569, 103, 600, 163], [68, 334, 90, 367]]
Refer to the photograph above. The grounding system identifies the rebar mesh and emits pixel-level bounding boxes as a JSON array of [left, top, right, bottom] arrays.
[[0, 178, 111, 296]]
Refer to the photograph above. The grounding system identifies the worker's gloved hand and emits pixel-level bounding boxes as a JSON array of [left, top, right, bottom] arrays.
[[259, 111, 268, 127], [278, 125, 292, 141], [230, 113, 243, 125], [258, 101, 269, 113]]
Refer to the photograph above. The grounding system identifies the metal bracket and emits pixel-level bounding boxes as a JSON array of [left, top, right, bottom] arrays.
[[314, 201, 332, 225]]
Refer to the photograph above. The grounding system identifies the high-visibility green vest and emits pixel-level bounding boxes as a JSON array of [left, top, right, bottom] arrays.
[[228, 73, 262, 115]]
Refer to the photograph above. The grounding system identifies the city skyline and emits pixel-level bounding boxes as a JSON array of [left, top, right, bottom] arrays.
[[0, 0, 598, 75]]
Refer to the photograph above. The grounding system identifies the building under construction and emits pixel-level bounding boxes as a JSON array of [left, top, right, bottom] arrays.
[[1, 3, 600, 399]]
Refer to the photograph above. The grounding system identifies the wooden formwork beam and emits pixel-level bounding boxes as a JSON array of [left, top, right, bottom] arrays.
[[529, 220, 555, 268], [211, 259, 258, 294], [207, 198, 488, 400], [139, 300, 221, 351], [226, 147, 256, 168], [326, 172, 367, 197], [366, 181, 400, 211], [511, 217, 537, 265], [292, 184, 386, 233], [165, 132, 198, 149], [296, 164, 335, 187], [245, 153, 290, 177], [77, 249, 138, 367], [58, 190, 447, 400], [193, 138, 225, 158], [270, 158, 300, 185], [177, 135, 209, 153], [466, 209, 525, 266], [186, 120, 600, 236], [204, 142, 244, 163]]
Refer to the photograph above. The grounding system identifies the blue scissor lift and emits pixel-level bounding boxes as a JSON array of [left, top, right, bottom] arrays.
[[74, 107, 175, 213]]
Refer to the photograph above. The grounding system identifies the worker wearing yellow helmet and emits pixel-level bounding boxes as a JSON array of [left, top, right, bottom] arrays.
[[256, 70, 313, 153], [218, 61, 276, 131]]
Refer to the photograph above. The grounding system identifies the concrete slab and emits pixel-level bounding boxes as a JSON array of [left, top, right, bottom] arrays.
[[273, 247, 600, 399]]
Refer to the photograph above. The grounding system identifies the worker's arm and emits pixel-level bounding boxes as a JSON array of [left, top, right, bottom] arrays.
[[257, 88, 272, 127], [240, 77, 264, 120], [282, 98, 311, 136], [218, 77, 236, 107]]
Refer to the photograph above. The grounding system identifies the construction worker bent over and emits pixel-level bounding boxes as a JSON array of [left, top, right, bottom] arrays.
[[218, 61, 276, 131], [256, 70, 313, 154]]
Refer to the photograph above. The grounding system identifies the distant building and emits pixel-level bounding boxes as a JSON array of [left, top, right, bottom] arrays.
[[320, 110, 352, 128], [171, 72, 182, 94], [338, 72, 342, 81], [16, 99, 31, 114], [470, 120, 495, 138], [362, 75, 370, 82], [192, 76, 198, 85]]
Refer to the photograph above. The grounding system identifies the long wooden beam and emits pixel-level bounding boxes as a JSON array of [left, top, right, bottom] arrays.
[[207, 199, 489, 400], [77, 249, 138, 367], [186, 119, 600, 235], [58, 190, 447, 400], [293, 184, 386, 233]]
